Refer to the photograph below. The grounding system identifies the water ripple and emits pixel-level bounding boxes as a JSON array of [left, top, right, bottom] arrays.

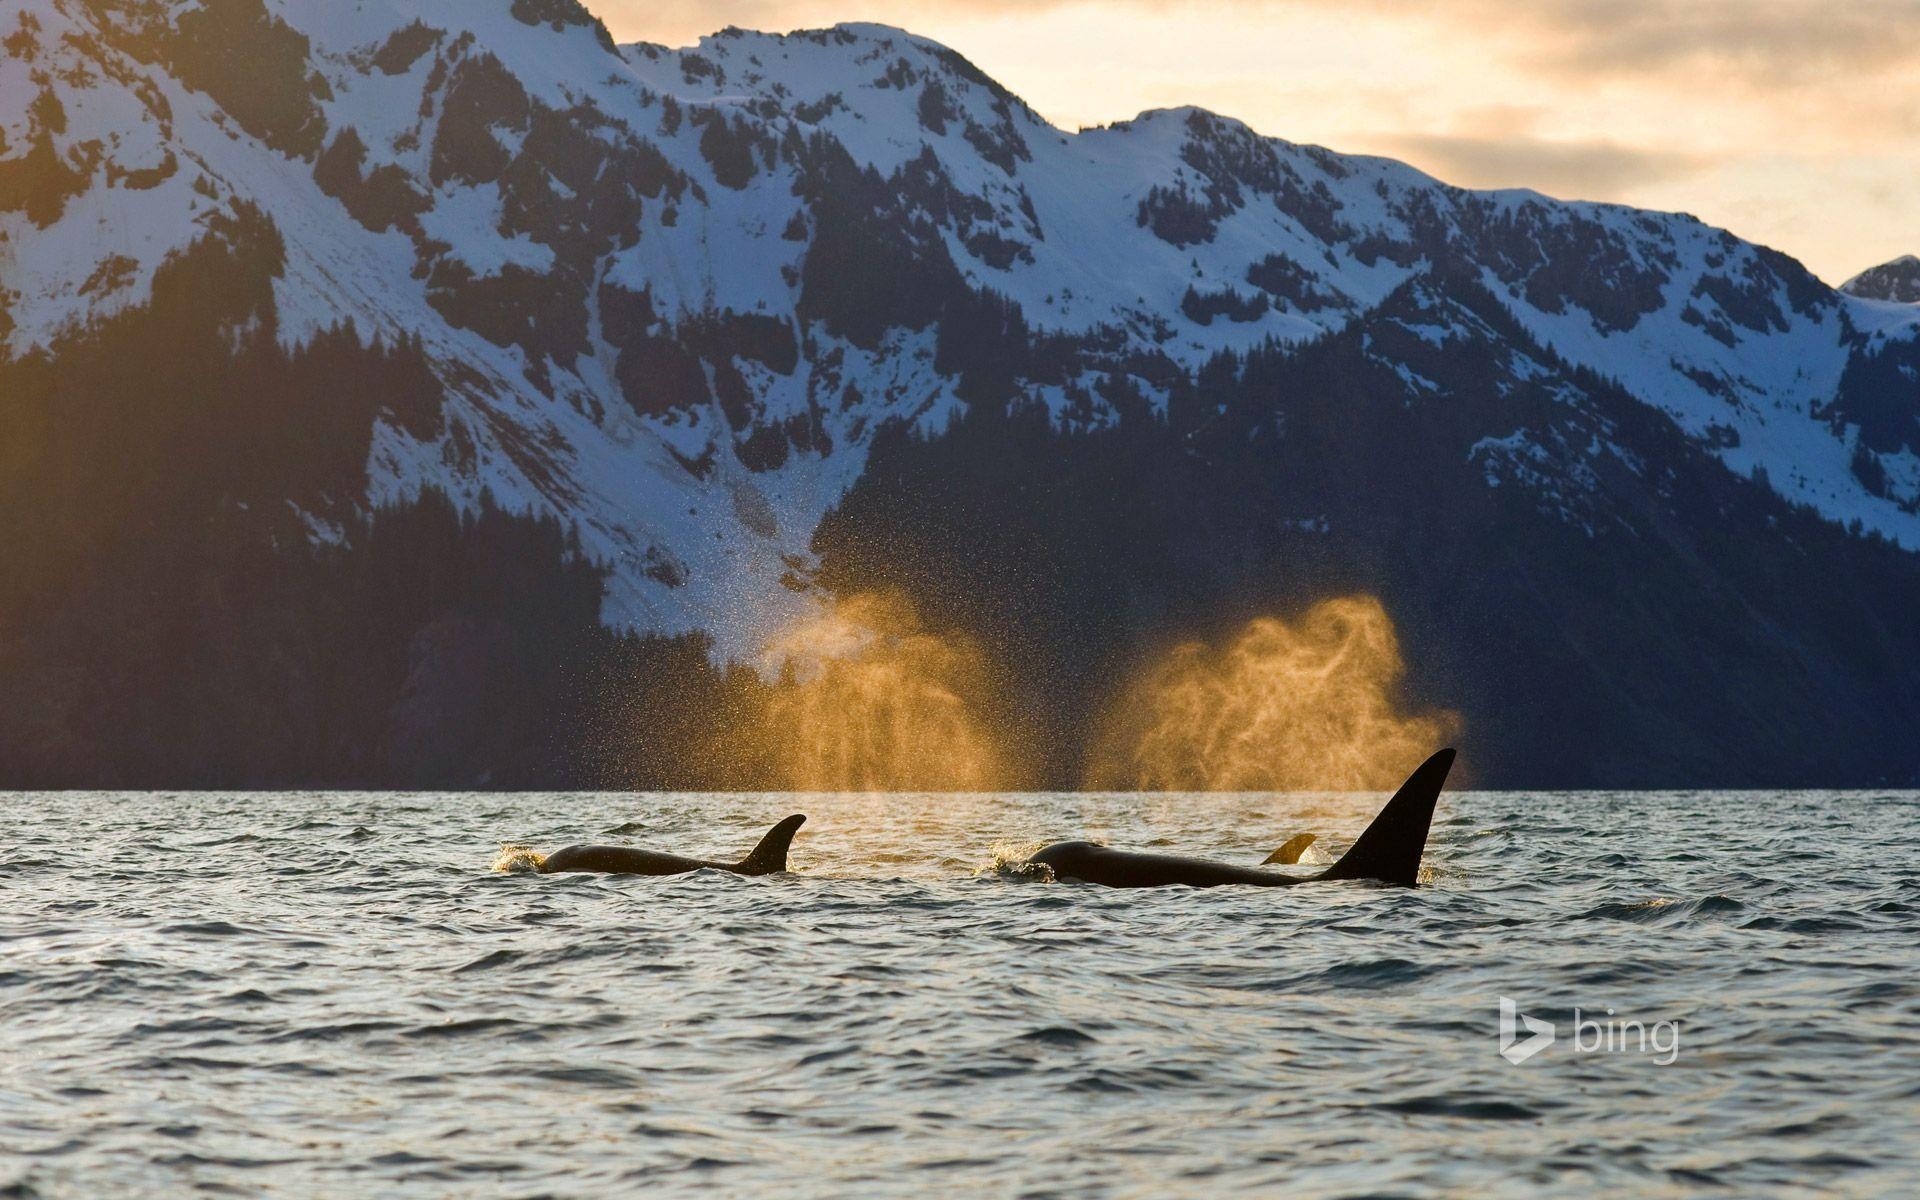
[[2, 789, 1918, 1197]]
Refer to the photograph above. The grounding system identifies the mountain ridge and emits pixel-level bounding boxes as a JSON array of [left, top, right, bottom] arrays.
[[3, 0, 1919, 787], [4, 2, 1917, 659], [1843, 255, 1920, 304]]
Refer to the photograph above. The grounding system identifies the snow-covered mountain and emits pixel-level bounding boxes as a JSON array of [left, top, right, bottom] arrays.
[[1843, 256, 1920, 304], [5, 0, 1919, 659]]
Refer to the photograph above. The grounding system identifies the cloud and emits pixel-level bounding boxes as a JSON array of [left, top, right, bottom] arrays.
[[602, 0, 1920, 88], [1381, 133, 1714, 199], [1484, 0, 1920, 84]]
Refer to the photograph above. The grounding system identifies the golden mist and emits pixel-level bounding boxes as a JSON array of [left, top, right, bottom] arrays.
[[1089, 595, 1459, 792], [756, 591, 1007, 792]]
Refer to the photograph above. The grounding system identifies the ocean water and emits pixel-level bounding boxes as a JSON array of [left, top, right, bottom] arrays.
[[3, 789, 1918, 1198]]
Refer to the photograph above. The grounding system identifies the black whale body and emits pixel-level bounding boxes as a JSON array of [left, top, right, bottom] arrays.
[[540, 814, 805, 877], [1030, 749, 1455, 888]]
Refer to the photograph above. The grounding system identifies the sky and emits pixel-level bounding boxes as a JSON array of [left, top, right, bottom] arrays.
[[596, 0, 1918, 286]]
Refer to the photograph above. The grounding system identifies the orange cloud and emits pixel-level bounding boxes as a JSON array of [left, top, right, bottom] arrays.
[[1383, 133, 1713, 199], [603, 0, 1920, 85]]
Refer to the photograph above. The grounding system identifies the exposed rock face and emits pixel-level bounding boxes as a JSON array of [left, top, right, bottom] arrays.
[[4, 2, 1918, 650], [3, 1, 1920, 786], [1842, 255, 1920, 304]]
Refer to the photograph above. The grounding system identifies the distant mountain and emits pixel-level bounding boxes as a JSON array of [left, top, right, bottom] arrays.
[[1842, 256, 1920, 304], [2, 0, 1918, 787]]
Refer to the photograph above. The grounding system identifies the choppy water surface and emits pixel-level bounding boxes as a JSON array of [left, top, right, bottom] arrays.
[[4, 790, 1918, 1198]]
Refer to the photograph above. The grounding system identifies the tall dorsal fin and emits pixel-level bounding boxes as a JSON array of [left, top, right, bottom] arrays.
[[736, 814, 807, 876], [1261, 833, 1318, 866], [1315, 749, 1455, 886]]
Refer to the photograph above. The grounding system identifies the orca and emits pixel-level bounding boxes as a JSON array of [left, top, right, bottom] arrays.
[[1028, 749, 1455, 888], [1263, 832, 1319, 865], [538, 814, 806, 877]]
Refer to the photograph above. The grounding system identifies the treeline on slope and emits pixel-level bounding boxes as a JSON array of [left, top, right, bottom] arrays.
[[810, 276, 1920, 789], [0, 204, 771, 790]]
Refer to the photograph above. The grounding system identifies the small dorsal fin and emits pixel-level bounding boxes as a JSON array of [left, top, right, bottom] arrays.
[[1261, 833, 1318, 865], [736, 814, 807, 876]]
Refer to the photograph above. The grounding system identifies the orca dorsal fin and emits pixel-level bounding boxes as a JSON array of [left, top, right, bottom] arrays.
[[1262, 833, 1319, 865], [1316, 749, 1455, 886], [736, 814, 807, 876]]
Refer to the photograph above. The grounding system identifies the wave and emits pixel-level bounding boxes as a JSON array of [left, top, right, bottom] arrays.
[[975, 842, 1053, 882], [491, 845, 547, 873], [1577, 894, 1745, 924]]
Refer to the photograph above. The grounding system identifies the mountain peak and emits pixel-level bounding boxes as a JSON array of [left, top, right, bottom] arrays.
[[4, 0, 1920, 654], [1841, 255, 1920, 304]]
